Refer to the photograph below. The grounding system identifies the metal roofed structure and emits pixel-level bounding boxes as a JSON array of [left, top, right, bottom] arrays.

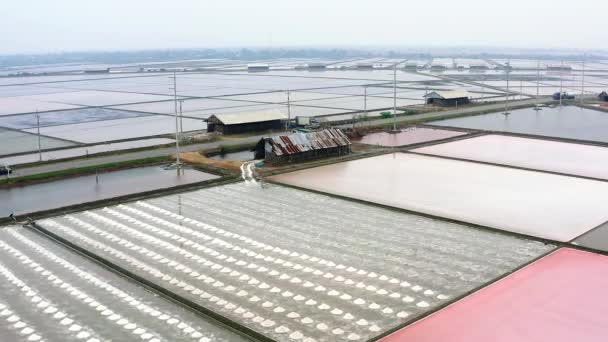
[[254, 128, 351, 164], [206, 110, 286, 135], [424, 90, 471, 107], [307, 62, 327, 70], [247, 64, 270, 72]]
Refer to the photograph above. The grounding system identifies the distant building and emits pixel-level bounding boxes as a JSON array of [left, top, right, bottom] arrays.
[[599, 91, 608, 102], [356, 63, 374, 69], [254, 128, 351, 164], [83, 67, 110, 74], [430, 64, 448, 71], [206, 110, 285, 135], [469, 64, 489, 70], [296, 116, 311, 126], [553, 92, 575, 100], [307, 63, 327, 70], [247, 64, 270, 72], [424, 90, 470, 107], [547, 64, 572, 71], [404, 63, 418, 70]]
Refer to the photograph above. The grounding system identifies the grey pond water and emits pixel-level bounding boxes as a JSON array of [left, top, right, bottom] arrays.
[[429, 106, 608, 143], [0, 108, 149, 130], [0, 166, 218, 217]]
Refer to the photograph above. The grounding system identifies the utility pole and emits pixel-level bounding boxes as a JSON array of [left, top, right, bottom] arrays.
[[559, 60, 564, 106], [170, 72, 181, 168], [519, 79, 523, 97], [581, 54, 586, 105], [172, 72, 178, 115], [179, 99, 185, 141], [362, 85, 368, 128], [173, 72, 183, 136], [364, 85, 368, 118], [392, 63, 397, 132], [534, 60, 542, 111], [286, 89, 291, 130], [503, 61, 510, 115], [36, 110, 42, 162], [179, 101, 183, 136]]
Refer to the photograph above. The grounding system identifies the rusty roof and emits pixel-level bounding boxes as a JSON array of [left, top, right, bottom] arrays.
[[265, 128, 350, 156]]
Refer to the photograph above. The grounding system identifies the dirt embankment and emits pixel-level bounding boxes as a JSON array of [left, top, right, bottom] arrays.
[[179, 152, 244, 171]]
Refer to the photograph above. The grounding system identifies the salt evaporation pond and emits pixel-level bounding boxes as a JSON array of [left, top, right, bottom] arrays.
[[428, 106, 608, 144], [0, 166, 218, 217], [574, 221, 608, 252], [0, 108, 149, 129], [269, 153, 608, 242], [23, 115, 205, 144], [356, 127, 467, 147], [21, 90, 174, 107], [0, 128, 77, 156], [0, 97, 81, 116], [413, 134, 608, 180], [37, 183, 553, 342], [0, 138, 174, 166], [0, 226, 248, 342], [381, 248, 608, 342]]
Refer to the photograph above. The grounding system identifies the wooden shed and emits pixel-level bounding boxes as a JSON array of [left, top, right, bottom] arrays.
[[254, 128, 351, 164], [206, 110, 285, 135], [424, 90, 471, 107]]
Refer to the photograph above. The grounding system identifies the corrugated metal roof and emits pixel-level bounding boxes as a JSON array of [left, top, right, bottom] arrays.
[[424, 90, 470, 100], [265, 128, 350, 156], [209, 110, 286, 125]]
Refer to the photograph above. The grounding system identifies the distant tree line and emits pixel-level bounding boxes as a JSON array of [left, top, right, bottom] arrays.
[[1, 48, 605, 68]]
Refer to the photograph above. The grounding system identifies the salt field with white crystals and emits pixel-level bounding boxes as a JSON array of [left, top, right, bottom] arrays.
[[2, 55, 608, 342], [37, 183, 553, 341], [0, 226, 249, 342]]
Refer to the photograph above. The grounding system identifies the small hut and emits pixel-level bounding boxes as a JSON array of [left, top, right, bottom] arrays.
[[254, 128, 351, 165], [206, 110, 285, 135], [247, 64, 270, 72], [424, 90, 470, 107]]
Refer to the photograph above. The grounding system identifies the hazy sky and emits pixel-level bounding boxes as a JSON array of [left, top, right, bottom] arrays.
[[1, 0, 603, 54]]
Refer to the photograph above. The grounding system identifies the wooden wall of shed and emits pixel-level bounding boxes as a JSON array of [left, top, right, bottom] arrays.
[[208, 120, 283, 134], [426, 97, 470, 107], [264, 145, 350, 165]]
